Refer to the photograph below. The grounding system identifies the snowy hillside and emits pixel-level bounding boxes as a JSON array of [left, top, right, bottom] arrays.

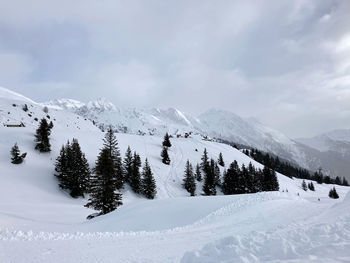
[[1, 87, 349, 262]]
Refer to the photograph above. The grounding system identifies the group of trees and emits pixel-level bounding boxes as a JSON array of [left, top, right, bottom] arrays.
[[55, 139, 90, 198], [54, 128, 157, 217], [301, 180, 315, 191], [182, 149, 279, 196], [222, 161, 279, 195], [329, 187, 339, 199], [244, 148, 349, 186]]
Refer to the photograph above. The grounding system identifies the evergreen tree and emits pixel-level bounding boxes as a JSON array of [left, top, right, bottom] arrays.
[[308, 181, 315, 191], [335, 176, 342, 185], [329, 187, 339, 199], [85, 148, 123, 215], [262, 166, 279, 191], [342, 177, 349, 186], [218, 152, 225, 166], [123, 146, 133, 183], [10, 143, 24, 164], [201, 148, 209, 170], [161, 146, 171, 165], [214, 162, 221, 187], [301, 180, 307, 191], [202, 159, 216, 196], [246, 162, 256, 193], [55, 139, 90, 198], [252, 169, 263, 193], [130, 152, 142, 194], [238, 164, 249, 194], [162, 132, 172, 147], [182, 160, 196, 196], [141, 159, 157, 199], [103, 127, 123, 189], [222, 161, 240, 195], [195, 164, 202, 181], [34, 118, 52, 152]]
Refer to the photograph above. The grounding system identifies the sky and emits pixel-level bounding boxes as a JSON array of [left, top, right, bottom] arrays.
[[0, 0, 349, 138]]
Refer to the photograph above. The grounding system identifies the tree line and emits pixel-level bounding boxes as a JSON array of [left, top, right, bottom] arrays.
[[182, 148, 279, 196], [244, 148, 349, 186]]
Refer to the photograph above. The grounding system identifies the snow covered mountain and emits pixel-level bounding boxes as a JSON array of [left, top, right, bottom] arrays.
[[0, 87, 349, 262]]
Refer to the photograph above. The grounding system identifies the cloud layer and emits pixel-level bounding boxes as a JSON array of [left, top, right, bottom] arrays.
[[0, 0, 349, 137]]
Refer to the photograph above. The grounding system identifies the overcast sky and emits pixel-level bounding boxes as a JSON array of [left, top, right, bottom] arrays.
[[0, 0, 349, 138]]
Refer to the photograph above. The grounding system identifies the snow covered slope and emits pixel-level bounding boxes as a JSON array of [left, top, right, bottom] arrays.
[[1, 87, 349, 262]]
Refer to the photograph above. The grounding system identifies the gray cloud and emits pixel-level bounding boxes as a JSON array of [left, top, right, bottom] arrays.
[[0, 0, 349, 137]]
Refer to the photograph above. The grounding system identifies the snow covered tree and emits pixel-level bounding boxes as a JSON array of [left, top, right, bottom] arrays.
[[329, 187, 339, 199], [141, 159, 157, 199], [202, 159, 216, 196], [161, 146, 170, 165], [308, 181, 315, 191], [218, 152, 225, 167], [162, 132, 172, 147], [10, 143, 25, 164], [123, 146, 133, 183], [34, 118, 52, 152], [55, 139, 90, 198], [301, 180, 307, 191], [195, 163, 202, 181], [103, 127, 123, 189], [130, 152, 142, 194], [182, 160, 196, 196], [85, 148, 123, 215]]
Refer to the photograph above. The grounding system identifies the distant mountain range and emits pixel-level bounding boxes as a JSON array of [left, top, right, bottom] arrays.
[[1, 87, 349, 180]]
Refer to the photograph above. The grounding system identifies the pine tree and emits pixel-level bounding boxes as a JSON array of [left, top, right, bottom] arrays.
[[34, 118, 52, 152], [130, 152, 142, 194], [162, 132, 172, 147], [218, 152, 225, 166], [238, 164, 249, 194], [55, 139, 90, 198], [262, 166, 279, 191], [342, 177, 349, 186], [202, 159, 216, 196], [182, 160, 196, 196], [301, 180, 307, 191], [195, 163, 202, 181], [161, 146, 170, 165], [85, 148, 123, 215], [201, 148, 209, 170], [308, 181, 315, 191], [335, 176, 342, 185], [141, 159, 157, 199], [222, 161, 240, 195], [253, 168, 263, 193], [103, 127, 123, 189], [10, 143, 23, 164], [329, 187, 339, 199], [123, 146, 133, 183], [214, 162, 221, 187]]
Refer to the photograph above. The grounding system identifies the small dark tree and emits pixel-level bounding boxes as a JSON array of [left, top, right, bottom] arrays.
[[161, 146, 170, 165], [85, 148, 123, 215], [182, 160, 196, 196], [162, 132, 172, 147], [262, 166, 279, 191], [329, 187, 339, 199], [123, 146, 133, 183], [218, 152, 225, 166], [335, 176, 342, 185], [301, 180, 307, 191], [130, 152, 142, 194], [342, 177, 349, 186], [202, 159, 216, 196], [214, 162, 221, 187], [22, 104, 28, 112], [103, 127, 123, 189], [195, 164, 202, 181], [10, 143, 25, 164], [201, 148, 209, 170], [308, 181, 315, 191], [141, 159, 157, 199], [34, 118, 52, 152]]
